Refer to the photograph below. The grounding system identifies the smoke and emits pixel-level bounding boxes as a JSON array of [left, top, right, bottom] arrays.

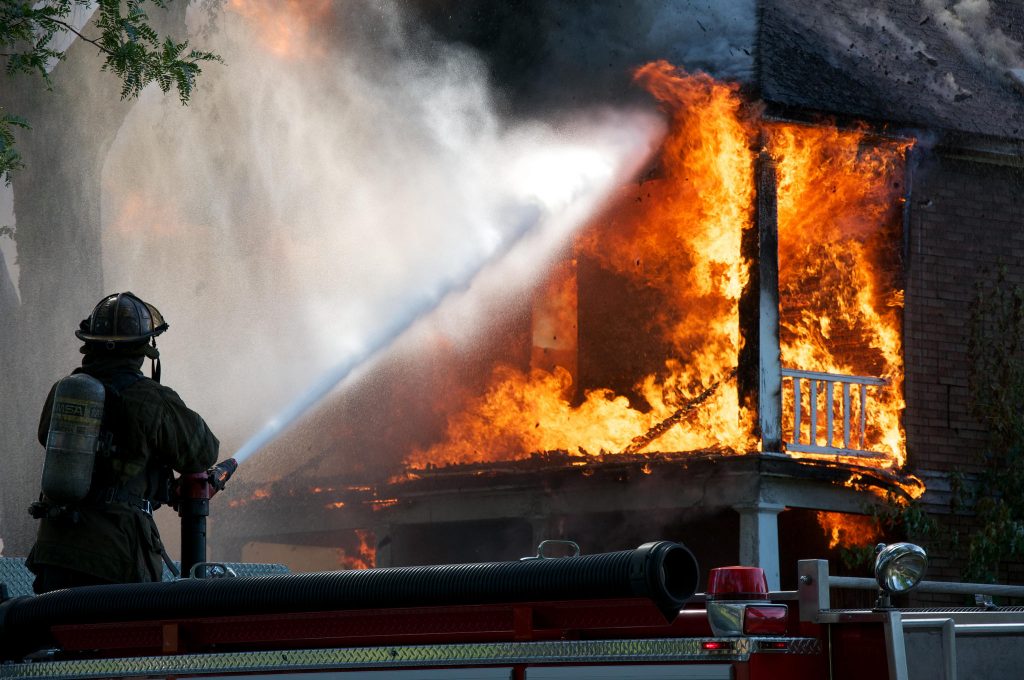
[[922, 0, 1024, 72], [99, 1, 662, 459], [815, 1, 1024, 104], [414, 0, 757, 114], [646, 0, 757, 80]]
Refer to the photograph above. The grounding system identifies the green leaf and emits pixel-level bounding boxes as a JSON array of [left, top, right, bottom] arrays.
[[959, 266, 1024, 581], [1, 0, 221, 178], [0, 108, 30, 184]]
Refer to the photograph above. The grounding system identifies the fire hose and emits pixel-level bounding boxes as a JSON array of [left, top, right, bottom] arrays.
[[172, 458, 238, 578], [0, 540, 698, 660]]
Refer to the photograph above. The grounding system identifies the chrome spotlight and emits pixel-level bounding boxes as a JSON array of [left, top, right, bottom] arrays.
[[874, 542, 928, 607]]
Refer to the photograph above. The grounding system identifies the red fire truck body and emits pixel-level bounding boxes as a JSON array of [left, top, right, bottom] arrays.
[[0, 541, 1020, 680]]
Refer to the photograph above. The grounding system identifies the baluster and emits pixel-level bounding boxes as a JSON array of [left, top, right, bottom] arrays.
[[842, 383, 851, 449], [779, 370, 886, 457], [793, 377, 802, 445], [809, 380, 818, 446], [859, 383, 868, 450], [825, 380, 835, 448]]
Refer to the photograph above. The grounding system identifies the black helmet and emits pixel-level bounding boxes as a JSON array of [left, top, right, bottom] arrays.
[[76, 292, 168, 345]]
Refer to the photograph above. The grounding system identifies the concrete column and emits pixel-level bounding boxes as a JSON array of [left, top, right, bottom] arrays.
[[735, 502, 785, 590]]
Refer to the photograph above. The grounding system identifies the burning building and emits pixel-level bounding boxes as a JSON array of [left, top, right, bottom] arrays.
[[209, 0, 1024, 589]]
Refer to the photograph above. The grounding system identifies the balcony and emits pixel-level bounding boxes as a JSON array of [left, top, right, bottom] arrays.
[[781, 368, 889, 459]]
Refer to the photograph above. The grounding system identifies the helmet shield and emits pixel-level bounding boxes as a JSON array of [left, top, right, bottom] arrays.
[[76, 292, 168, 344]]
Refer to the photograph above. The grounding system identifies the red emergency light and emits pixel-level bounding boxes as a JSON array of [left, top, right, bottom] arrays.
[[707, 566, 769, 599], [706, 566, 787, 637]]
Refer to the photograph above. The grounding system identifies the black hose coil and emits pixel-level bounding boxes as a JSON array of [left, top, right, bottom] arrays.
[[0, 541, 697, 659]]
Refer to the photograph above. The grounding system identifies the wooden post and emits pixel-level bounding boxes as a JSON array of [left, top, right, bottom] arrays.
[[738, 141, 783, 452]]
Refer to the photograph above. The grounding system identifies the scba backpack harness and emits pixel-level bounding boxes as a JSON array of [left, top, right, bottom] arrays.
[[30, 370, 180, 578], [30, 370, 149, 520]]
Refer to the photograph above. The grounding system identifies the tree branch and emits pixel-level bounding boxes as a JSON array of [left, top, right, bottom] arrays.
[[41, 16, 110, 55]]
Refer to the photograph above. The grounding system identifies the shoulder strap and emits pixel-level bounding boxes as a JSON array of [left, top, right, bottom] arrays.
[[93, 371, 147, 486], [99, 372, 173, 507]]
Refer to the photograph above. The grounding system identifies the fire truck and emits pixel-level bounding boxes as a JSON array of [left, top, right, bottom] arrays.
[[0, 536, 1022, 680]]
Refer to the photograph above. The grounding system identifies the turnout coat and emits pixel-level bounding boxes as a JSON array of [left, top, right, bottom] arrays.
[[27, 355, 218, 584]]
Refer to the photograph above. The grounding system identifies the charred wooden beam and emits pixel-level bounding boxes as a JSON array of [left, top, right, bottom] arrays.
[[738, 142, 783, 451], [623, 368, 737, 454]]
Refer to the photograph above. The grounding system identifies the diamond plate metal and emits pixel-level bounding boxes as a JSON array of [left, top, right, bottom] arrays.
[[779, 637, 822, 655], [0, 558, 289, 598], [0, 558, 35, 598], [0, 637, 821, 679], [161, 561, 290, 580]]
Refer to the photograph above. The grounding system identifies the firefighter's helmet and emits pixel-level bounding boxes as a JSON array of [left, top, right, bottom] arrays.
[[75, 292, 168, 345]]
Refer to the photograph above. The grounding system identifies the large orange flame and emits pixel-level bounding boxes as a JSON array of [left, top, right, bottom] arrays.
[[816, 511, 881, 550], [340, 529, 376, 570], [772, 125, 909, 465], [406, 64, 909, 475]]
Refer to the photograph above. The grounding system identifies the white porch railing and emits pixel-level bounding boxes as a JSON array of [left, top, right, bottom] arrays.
[[780, 368, 888, 459]]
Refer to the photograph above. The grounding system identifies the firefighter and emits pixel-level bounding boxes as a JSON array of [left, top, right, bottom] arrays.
[[26, 292, 219, 593]]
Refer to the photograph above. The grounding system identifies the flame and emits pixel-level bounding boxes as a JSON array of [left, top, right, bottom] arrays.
[[311, 486, 338, 494], [228, 0, 332, 60], [406, 64, 909, 476], [370, 498, 399, 511], [340, 529, 376, 570], [816, 511, 881, 550], [772, 125, 910, 466], [846, 472, 924, 501], [226, 485, 272, 508]]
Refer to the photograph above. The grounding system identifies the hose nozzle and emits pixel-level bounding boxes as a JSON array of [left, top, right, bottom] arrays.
[[208, 458, 238, 493]]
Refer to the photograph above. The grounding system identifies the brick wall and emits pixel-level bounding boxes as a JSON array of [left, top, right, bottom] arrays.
[[903, 149, 1024, 588], [904, 151, 1024, 477]]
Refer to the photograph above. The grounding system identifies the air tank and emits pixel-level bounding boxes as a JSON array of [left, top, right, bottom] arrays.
[[41, 374, 105, 503]]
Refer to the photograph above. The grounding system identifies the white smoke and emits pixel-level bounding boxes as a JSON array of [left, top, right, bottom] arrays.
[[923, 0, 1024, 73], [818, 8, 968, 103], [817, 1, 1024, 104], [100, 1, 662, 458]]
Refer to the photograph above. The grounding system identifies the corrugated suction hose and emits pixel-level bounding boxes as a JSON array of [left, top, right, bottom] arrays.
[[0, 540, 698, 659]]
